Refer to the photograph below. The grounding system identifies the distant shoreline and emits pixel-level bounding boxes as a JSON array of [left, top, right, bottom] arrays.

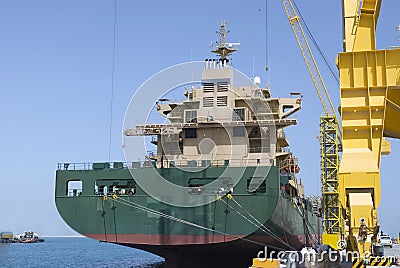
[[41, 235, 85, 238]]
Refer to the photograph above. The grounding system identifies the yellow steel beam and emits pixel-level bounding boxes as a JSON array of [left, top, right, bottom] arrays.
[[342, 0, 359, 52], [250, 258, 280, 268], [282, 0, 337, 117], [342, 0, 382, 52], [339, 0, 400, 255]]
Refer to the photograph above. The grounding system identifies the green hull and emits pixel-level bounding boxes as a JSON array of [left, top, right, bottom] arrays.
[[55, 164, 321, 267]]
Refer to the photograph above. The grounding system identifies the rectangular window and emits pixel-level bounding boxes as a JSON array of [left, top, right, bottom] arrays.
[[233, 108, 245, 121], [67, 180, 82, 197], [247, 177, 266, 193], [217, 82, 228, 92], [203, 97, 214, 107], [203, 82, 214, 93], [217, 96, 228, 106], [185, 110, 197, 123], [95, 179, 136, 196], [233, 126, 246, 137], [185, 128, 197, 138]]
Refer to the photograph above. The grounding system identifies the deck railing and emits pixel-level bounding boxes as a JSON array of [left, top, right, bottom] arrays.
[[57, 158, 274, 171]]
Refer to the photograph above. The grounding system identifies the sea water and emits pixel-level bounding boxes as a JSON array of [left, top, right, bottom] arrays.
[[0, 237, 164, 268]]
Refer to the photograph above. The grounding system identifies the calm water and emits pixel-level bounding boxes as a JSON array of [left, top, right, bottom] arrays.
[[0, 237, 164, 268]]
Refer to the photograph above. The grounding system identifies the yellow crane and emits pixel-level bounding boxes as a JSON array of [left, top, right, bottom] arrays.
[[284, 0, 400, 257], [281, 0, 344, 247], [339, 0, 400, 256], [250, 1, 399, 266]]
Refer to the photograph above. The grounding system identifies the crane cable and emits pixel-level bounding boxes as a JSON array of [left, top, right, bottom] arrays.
[[265, 0, 270, 78], [291, 0, 340, 88], [109, 195, 269, 248], [108, 0, 117, 162], [257, 0, 270, 81]]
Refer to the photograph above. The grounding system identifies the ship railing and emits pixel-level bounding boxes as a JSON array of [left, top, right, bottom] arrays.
[[253, 107, 271, 114], [58, 162, 94, 170], [279, 157, 299, 169], [132, 119, 298, 129], [57, 158, 274, 171], [161, 158, 274, 168], [248, 147, 271, 153], [276, 147, 291, 154], [57, 162, 128, 171]]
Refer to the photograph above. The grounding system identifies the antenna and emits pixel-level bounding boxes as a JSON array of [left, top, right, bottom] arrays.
[[396, 25, 400, 41], [219, 19, 228, 47], [211, 20, 239, 60]]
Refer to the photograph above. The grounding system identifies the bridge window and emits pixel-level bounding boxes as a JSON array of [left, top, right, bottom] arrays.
[[185, 110, 197, 123]]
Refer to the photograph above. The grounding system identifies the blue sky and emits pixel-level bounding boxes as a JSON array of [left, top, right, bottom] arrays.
[[0, 1, 399, 237]]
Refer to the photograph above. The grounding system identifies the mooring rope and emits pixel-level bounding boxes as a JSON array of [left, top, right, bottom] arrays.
[[220, 195, 296, 251], [110, 195, 269, 248]]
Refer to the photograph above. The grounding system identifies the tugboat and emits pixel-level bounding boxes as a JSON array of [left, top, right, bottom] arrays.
[[55, 22, 322, 268], [17, 231, 44, 243]]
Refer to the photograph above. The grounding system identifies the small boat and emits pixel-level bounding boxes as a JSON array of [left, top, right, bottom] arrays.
[[17, 231, 44, 243]]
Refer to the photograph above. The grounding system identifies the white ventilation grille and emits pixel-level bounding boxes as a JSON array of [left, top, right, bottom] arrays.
[[203, 82, 214, 93], [203, 97, 214, 107], [217, 96, 228, 106], [217, 82, 228, 92]]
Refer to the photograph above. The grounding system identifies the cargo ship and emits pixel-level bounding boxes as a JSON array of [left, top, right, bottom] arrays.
[[55, 22, 322, 268]]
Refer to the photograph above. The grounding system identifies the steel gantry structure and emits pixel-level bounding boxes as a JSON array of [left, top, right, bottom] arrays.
[[281, 0, 344, 246]]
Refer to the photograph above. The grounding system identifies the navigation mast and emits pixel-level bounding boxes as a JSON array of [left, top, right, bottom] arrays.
[[211, 20, 239, 60]]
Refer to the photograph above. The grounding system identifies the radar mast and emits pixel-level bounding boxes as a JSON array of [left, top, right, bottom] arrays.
[[211, 20, 239, 61]]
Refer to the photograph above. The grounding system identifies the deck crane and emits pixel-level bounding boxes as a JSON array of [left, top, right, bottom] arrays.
[[281, 0, 344, 248]]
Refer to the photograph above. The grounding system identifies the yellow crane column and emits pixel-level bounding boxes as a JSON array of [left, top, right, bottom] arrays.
[[339, 0, 400, 255]]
